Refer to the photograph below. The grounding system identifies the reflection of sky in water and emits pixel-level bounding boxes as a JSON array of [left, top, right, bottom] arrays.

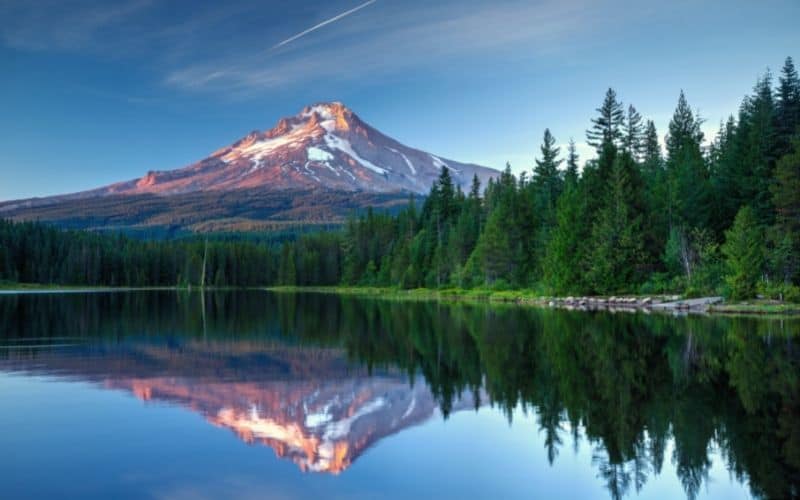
[[0, 372, 749, 500]]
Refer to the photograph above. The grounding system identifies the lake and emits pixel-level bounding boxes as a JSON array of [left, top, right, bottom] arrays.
[[0, 290, 797, 499]]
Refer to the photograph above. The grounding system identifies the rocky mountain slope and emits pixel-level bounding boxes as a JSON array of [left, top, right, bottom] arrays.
[[0, 103, 496, 231]]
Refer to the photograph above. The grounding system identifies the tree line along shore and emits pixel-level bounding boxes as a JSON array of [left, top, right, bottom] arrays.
[[1, 56, 799, 311]]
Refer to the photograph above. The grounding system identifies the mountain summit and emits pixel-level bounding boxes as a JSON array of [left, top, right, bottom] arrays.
[[0, 103, 497, 231], [94, 102, 495, 197]]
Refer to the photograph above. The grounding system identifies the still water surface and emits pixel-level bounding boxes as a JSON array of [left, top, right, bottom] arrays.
[[0, 291, 798, 499]]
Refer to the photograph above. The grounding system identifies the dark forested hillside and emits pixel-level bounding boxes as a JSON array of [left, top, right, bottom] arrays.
[[2, 57, 799, 300], [0, 188, 417, 232]]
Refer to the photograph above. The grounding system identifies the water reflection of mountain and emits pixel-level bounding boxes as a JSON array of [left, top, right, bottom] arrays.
[[0, 341, 478, 474], [1, 291, 800, 499]]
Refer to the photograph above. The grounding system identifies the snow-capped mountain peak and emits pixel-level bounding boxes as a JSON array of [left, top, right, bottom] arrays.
[[0, 102, 499, 231], [93, 102, 496, 196]]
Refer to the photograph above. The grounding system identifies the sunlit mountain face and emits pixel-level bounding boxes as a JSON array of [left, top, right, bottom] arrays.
[[1, 340, 480, 475], [0, 103, 497, 231], [78, 102, 495, 197]]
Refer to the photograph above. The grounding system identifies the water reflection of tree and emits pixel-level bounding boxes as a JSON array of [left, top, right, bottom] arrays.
[[2, 292, 799, 499]]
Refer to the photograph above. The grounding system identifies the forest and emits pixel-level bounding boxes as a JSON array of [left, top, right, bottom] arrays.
[[1, 56, 799, 301]]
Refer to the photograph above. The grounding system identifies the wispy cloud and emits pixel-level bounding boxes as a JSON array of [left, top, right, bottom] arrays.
[[166, 0, 605, 95], [272, 0, 377, 50], [0, 0, 651, 96], [0, 0, 154, 51]]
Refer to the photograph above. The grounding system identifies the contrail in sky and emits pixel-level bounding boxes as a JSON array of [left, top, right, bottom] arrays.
[[272, 0, 378, 50]]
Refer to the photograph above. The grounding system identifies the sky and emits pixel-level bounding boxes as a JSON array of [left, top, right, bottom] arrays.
[[1, 0, 799, 201]]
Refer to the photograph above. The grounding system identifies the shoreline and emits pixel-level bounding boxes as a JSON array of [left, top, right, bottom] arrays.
[[1, 283, 797, 316], [264, 286, 800, 317]]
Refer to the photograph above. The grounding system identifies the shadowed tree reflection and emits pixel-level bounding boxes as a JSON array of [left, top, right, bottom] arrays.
[[1, 291, 798, 498]]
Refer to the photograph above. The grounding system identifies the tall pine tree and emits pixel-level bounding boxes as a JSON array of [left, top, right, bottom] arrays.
[[587, 88, 625, 152], [776, 56, 800, 155], [587, 152, 646, 293], [772, 138, 800, 283], [665, 90, 709, 231], [622, 105, 645, 161]]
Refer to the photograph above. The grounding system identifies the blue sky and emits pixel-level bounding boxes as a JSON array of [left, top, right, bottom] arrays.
[[1, 0, 799, 200]]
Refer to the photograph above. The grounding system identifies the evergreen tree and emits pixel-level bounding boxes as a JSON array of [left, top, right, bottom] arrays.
[[587, 152, 646, 293], [640, 120, 669, 270], [708, 116, 738, 229], [722, 206, 765, 299], [531, 129, 564, 280], [471, 207, 514, 285], [771, 138, 800, 283], [564, 138, 580, 187], [533, 128, 565, 224], [776, 56, 800, 155], [534, 129, 564, 191], [740, 73, 778, 225], [452, 175, 483, 265], [431, 167, 458, 286], [641, 120, 662, 176], [665, 91, 709, 230], [587, 88, 625, 151], [622, 105, 645, 161], [544, 173, 588, 293]]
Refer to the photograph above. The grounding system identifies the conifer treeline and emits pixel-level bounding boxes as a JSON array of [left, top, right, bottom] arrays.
[[1, 57, 799, 299], [336, 57, 800, 299]]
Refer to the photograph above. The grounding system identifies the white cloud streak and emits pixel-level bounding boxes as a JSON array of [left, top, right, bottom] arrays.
[[0, 0, 652, 96], [166, 0, 602, 95], [271, 0, 377, 50]]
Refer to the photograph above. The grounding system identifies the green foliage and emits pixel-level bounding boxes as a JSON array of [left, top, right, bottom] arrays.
[[543, 180, 587, 294], [666, 91, 710, 230], [772, 138, 800, 283], [471, 205, 515, 285], [776, 56, 800, 156], [757, 280, 800, 303], [722, 206, 765, 300], [622, 104, 645, 160], [533, 128, 564, 216], [587, 88, 625, 151], [587, 152, 646, 293]]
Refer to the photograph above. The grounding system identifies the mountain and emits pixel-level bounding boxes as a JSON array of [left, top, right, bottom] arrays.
[[95, 102, 496, 196], [0, 340, 483, 474], [0, 102, 497, 231]]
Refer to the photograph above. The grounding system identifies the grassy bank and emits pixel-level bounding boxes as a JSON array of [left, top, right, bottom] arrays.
[[709, 301, 800, 315], [2, 282, 798, 315], [265, 285, 550, 303], [266, 285, 800, 316], [0, 281, 182, 292], [0, 281, 109, 291]]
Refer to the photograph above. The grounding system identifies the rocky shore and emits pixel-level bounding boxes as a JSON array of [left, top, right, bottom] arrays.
[[542, 296, 724, 313]]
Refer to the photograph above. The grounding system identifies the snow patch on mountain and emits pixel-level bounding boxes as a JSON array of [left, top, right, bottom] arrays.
[[387, 147, 416, 175], [324, 134, 387, 175], [430, 154, 461, 174], [17, 101, 499, 203], [307, 146, 334, 163], [221, 127, 306, 163]]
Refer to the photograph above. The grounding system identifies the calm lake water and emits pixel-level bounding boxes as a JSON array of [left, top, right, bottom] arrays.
[[0, 291, 798, 499]]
